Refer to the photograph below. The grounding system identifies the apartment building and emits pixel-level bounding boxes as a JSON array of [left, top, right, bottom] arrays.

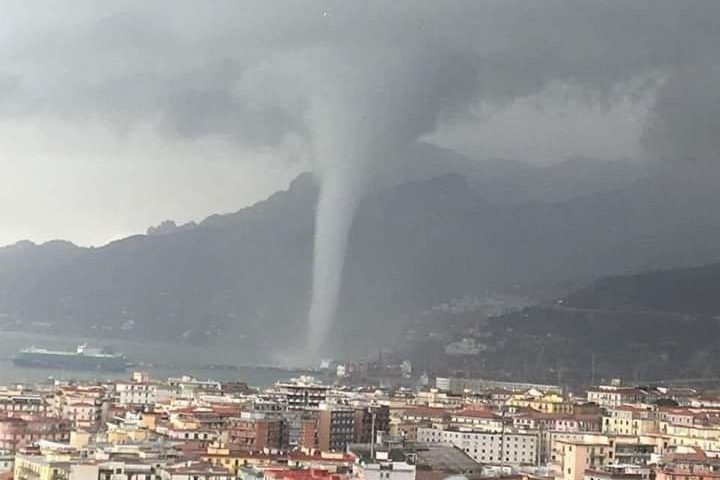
[[0, 416, 72, 454], [556, 438, 612, 480], [352, 405, 389, 444], [275, 379, 329, 411], [587, 387, 646, 408], [603, 405, 659, 436], [317, 405, 354, 452], [417, 427, 538, 465]]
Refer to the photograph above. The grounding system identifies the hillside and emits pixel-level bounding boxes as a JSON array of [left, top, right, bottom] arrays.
[[406, 263, 720, 385], [563, 263, 720, 315], [0, 149, 718, 363]]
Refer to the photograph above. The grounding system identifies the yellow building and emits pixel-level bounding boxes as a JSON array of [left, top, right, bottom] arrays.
[[202, 443, 282, 474], [14, 454, 71, 480], [552, 433, 661, 480], [659, 422, 720, 452], [412, 389, 464, 408], [106, 425, 151, 444], [69, 431, 91, 450], [603, 406, 659, 436], [507, 391, 574, 414], [555, 438, 611, 480], [141, 412, 160, 430]]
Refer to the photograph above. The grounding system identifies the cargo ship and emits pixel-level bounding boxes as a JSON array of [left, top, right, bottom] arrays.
[[13, 344, 128, 372]]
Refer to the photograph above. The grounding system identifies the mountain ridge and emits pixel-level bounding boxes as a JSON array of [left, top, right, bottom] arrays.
[[0, 149, 715, 363], [406, 261, 720, 385]]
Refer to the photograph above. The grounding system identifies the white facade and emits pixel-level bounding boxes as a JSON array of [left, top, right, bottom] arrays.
[[357, 462, 415, 480], [116, 382, 158, 406], [168, 376, 222, 399], [63, 402, 100, 429], [0, 455, 13, 474], [155, 426, 219, 442], [450, 412, 503, 431], [436, 377, 558, 394], [275, 379, 329, 410], [417, 427, 538, 465], [586, 388, 645, 408]]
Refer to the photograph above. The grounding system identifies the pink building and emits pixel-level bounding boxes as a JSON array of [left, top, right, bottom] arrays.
[[0, 415, 71, 454], [264, 468, 347, 480], [656, 447, 720, 480]]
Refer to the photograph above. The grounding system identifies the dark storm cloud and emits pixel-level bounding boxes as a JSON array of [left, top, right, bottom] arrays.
[[1, 0, 718, 162], [0, 1, 719, 246], [644, 66, 720, 166], [2, 0, 720, 349]]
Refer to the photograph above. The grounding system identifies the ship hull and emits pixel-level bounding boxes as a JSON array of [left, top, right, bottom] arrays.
[[13, 351, 127, 372]]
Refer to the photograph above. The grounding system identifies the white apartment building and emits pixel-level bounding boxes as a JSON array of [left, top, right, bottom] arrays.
[[417, 427, 538, 465], [274, 377, 329, 410], [450, 410, 504, 431], [357, 462, 415, 480], [115, 382, 159, 406], [587, 387, 646, 408]]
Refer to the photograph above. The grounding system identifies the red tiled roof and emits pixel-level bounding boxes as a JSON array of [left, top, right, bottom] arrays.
[[516, 411, 599, 422], [452, 409, 499, 419], [583, 469, 643, 479], [610, 405, 649, 412], [661, 446, 708, 463], [287, 452, 355, 463], [265, 468, 346, 480], [167, 462, 230, 475], [204, 450, 283, 461], [403, 407, 451, 418]]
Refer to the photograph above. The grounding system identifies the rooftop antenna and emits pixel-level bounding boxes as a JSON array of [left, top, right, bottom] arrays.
[[370, 409, 376, 460]]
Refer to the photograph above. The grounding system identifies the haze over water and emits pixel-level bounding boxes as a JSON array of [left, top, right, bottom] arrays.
[[0, 331, 315, 387]]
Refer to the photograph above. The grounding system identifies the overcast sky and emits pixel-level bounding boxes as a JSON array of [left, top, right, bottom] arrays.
[[0, 1, 718, 247]]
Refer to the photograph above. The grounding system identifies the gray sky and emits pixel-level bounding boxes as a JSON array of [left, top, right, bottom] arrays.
[[0, 0, 718, 246]]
